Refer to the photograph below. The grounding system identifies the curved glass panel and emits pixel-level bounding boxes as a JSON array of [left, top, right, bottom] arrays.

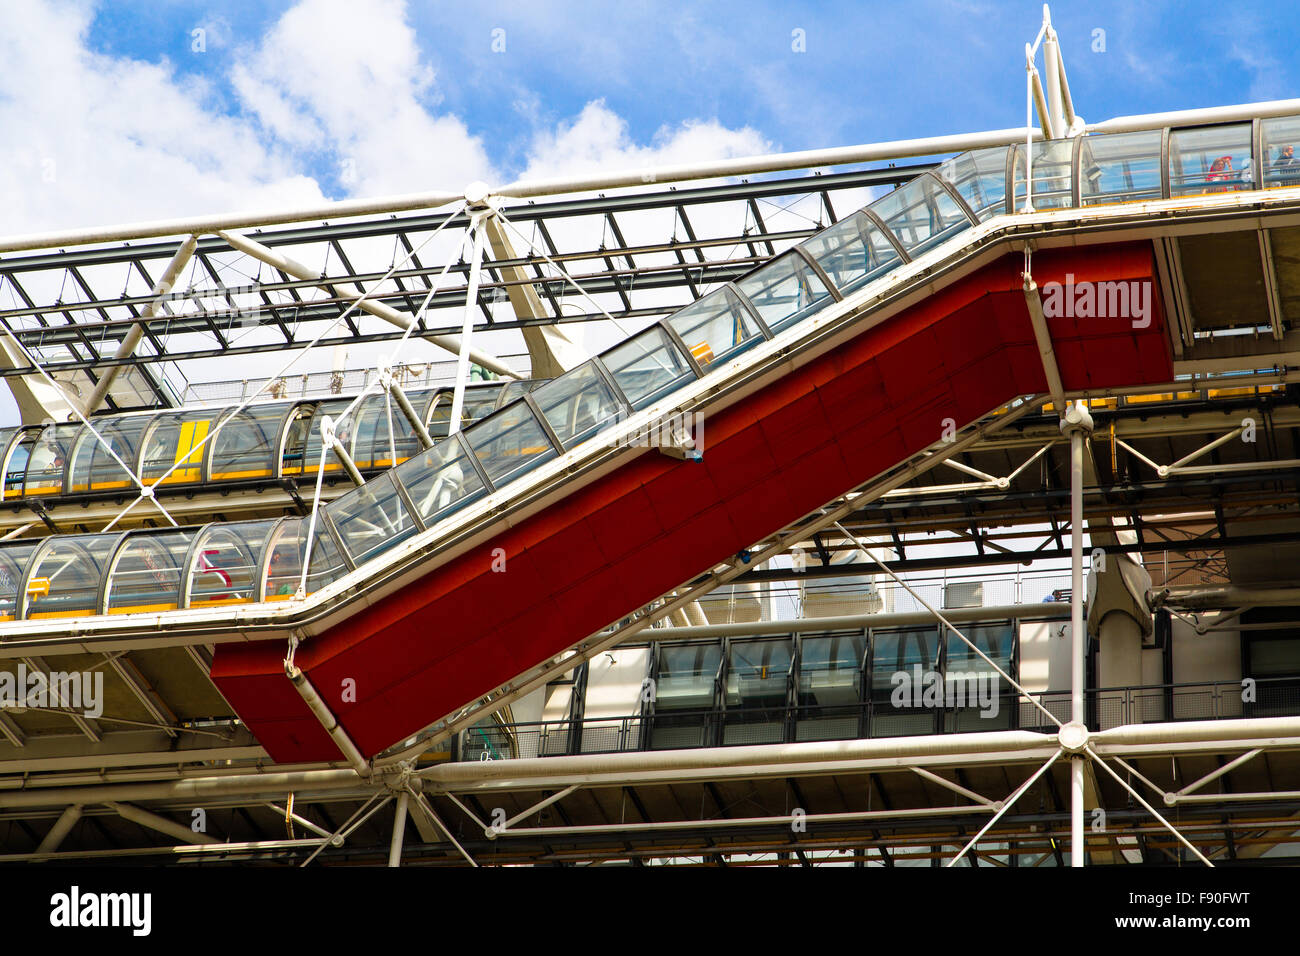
[[871, 173, 972, 255], [600, 324, 695, 411], [188, 519, 278, 607], [67, 416, 151, 492], [279, 406, 313, 476], [494, 379, 549, 409], [297, 399, 353, 476], [735, 250, 834, 334], [105, 529, 199, 614], [1261, 116, 1300, 189], [2, 431, 37, 499], [393, 436, 488, 523], [141, 409, 229, 484], [24, 423, 80, 496], [463, 401, 557, 486], [0, 427, 21, 498], [666, 287, 763, 368], [263, 518, 348, 600], [426, 385, 504, 441], [24, 534, 119, 619], [1169, 123, 1253, 196], [0, 541, 38, 621], [935, 147, 1009, 221], [327, 472, 419, 564], [209, 402, 293, 480], [1078, 129, 1163, 206], [1011, 141, 1075, 212], [531, 361, 623, 449], [800, 211, 902, 296], [351, 394, 421, 470]]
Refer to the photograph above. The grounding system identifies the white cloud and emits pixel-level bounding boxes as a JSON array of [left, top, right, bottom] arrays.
[[0, 0, 783, 419], [0, 1, 326, 233], [518, 100, 771, 184], [231, 0, 496, 196]]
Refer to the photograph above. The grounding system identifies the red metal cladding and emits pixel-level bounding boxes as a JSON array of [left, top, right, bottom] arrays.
[[210, 242, 1173, 763]]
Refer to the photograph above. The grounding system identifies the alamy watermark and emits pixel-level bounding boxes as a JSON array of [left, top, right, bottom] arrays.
[[602, 411, 705, 458], [0, 663, 103, 719], [1041, 273, 1152, 329], [890, 665, 999, 718]]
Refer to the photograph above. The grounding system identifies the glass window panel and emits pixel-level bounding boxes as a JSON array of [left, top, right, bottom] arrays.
[[209, 403, 292, 479], [798, 632, 866, 706], [68, 417, 151, 492], [1011, 140, 1076, 211], [0, 542, 38, 621], [871, 173, 972, 255], [735, 250, 834, 333], [665, 287, 763, 368], [263, 518, 348, 600], [655, 643, 723, 711], [393, 436, 488, 523], [869, 627, 941, 736], [1168, 123, 1253, 196], [24, 535, 119, 619], [106, 530, 198, 614], [799, 211, 902, 296], [600, 324, 695, 411], [944, 622, 1013, 731], [531, 361, 623, 448], [327, 473, 419, 564], [140, 410, 227, 484], [188, 520, 277, 607], [23, 423, 80, 495], [463, 402, 557, 486], [1078, 130, 1163, 205], [725, 638, 792, 708], [935, 147, 1009, 220], [1261, 116, 1300, 188]]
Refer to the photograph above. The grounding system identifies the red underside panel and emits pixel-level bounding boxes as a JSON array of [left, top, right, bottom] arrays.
[[210, 243, 1173, 762]]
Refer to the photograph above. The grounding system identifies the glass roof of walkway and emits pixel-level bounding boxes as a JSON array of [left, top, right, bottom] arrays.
[[3, 113, 1300, 622]]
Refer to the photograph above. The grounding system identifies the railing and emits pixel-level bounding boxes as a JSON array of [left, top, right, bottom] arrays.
[[455, 677, 1300, 761]]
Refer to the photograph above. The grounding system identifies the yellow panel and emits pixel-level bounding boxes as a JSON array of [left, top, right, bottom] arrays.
[[108, 603, 177, 615], [209, 469, 273, 480], [189, 597, 254, 608]]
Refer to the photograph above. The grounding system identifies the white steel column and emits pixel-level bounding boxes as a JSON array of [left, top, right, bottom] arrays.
[[449, 199, 490, 436], [388, 789, 410, 867], [1061, 400, 1094, 866]]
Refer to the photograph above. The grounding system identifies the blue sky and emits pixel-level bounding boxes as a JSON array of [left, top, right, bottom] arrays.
[[70, 0, 1295, 198]]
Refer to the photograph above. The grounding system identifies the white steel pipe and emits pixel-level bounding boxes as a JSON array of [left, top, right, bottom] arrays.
[[106, 801, 219, 845], [2, 97, 1299, 258], [387, 789, 409, 867], [448, 217, 488, 435], [36, 804, 83, 854], [82, 234, 199, 415]]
